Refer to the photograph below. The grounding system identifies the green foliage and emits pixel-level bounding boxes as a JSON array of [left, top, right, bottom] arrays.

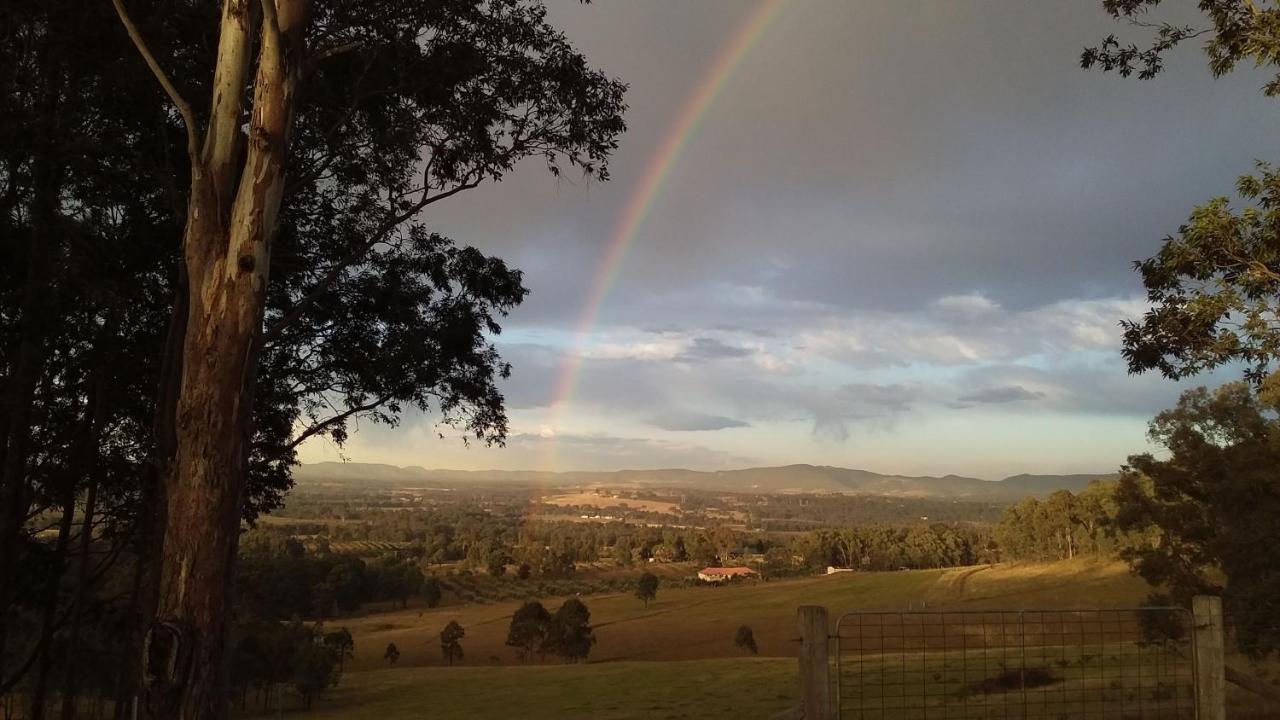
[[734, 625, 758, 655], [791, 525, 987, 572], [994, 484, 1127, 562], [1115, 383, 1280, 658], [635, 572, 659, 605], [0, 0, 628, 700], [440, 620, 466, 666], [229, 621, 345, 712], [1081, 4, 1280, 386], [293, 640, 340, 710], [486, 550, 509, 578], [1083, 1, 1280, 95], [238, 535, 423, 620], [1119, 163, 1280, 385], [505, 600, 552, 662], [322, 628, 355, 672]]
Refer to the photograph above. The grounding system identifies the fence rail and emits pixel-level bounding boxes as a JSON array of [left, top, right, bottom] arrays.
[[833, 608, 1196, 720], [793, 598, 1225, 720]]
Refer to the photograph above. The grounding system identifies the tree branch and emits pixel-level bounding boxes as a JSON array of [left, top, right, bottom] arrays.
[[307, 41, 362, 71], [109, 0, 200, 166], [261, 175, 480, 345], [287, 392, 396, 451]]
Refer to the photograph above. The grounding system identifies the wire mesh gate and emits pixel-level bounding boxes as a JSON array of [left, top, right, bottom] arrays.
[[833, 608, 1197, 720]]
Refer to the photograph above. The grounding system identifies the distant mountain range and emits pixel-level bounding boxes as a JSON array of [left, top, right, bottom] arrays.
[[292, 462, 1114, 501]]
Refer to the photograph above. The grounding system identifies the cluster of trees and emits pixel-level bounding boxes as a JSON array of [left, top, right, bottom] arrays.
[[748, 494, 1006, 530], [237, 534, 426, 620], [504, 599, 597, 663], [0, 1, 627, 716], [993, 485, 1141, 562], [229, 622, 350, 712], [787, 525, 993, 574]]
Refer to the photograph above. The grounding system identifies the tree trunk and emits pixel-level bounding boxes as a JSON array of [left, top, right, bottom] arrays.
[[59, 473, 100, 720], [138, 3, 309, 719], [29, 480, 78, 720]]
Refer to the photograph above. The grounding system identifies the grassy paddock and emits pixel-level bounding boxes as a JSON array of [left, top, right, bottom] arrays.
[[248, 657, 798, 720], [834, 642, 1195, 719], [339, 558, 1148, 672], [245, 559, 1178, 719]]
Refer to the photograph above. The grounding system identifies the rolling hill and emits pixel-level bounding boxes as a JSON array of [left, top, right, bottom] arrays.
[[292, 462, 1112, 500]]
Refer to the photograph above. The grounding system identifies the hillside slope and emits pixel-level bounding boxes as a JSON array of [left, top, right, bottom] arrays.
[[293, 462, 1113, 499]]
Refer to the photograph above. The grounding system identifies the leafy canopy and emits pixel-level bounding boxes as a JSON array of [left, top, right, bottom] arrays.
[[1116, 383, 1280, 658]]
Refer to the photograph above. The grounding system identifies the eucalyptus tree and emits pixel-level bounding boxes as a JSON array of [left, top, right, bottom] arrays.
[[0, 0, 625, 717], [1082, 1, 1280, 387], [1082, 0, 1280, 661]]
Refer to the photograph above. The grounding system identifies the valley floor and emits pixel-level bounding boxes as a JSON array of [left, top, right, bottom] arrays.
[[245, 558, 1179, 719]]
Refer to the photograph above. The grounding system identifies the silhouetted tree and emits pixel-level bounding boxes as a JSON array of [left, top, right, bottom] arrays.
[[543, 598, 595, 663], [635, 572, 658, 606], [292, 640, 338, 710], [440, 621, 465, 666], [91, 2, 626, 715], [321, 628, 354, 672], [1115, 383, 1280, 658], [505, 600, 551, 662]]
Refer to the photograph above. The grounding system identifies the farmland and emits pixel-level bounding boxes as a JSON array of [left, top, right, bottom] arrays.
[[249, 558, 1168, 719], [334, 558, 1147, 672], [543, 491, 682, 515]]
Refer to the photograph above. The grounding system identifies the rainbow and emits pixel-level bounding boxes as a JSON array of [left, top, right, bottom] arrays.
[[540, 0, 785, 465]]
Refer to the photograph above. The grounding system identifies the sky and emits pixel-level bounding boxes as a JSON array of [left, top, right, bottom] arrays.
[[298, 0, 1279, 479]]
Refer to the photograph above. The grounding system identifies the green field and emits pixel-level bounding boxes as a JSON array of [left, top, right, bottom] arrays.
[[337, 558, 1148, 672], [242, 558, 1186, 719], [254, 658, 800, 720]]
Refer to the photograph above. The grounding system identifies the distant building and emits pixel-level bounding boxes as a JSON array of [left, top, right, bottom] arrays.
[[826, 566, 854, 575], [697, 566, 758, 583]]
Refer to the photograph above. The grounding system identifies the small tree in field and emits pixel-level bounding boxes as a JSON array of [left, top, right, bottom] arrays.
[[322, 628, 355, 672], [635, 572, 658, 606], [735, 625, 758, 655], [384, 642, 400, 667], [505, 600, 552, 662], [440, 621, 465, 666], [292, 641, 338, 710], [543, 598, 595, 663]]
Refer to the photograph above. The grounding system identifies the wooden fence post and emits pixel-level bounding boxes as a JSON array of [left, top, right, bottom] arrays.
[[1193, 595, 1226, 720], [797, 605, 831, 720]]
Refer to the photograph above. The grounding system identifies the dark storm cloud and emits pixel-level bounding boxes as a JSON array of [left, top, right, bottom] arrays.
[[324, 2, 1280, 474], [421, 1, 1280, 335], [647, 412, 750, 432], [676, 336, 753, 361], [810, 383, 923, 442], [956, 385, 1045, 405]]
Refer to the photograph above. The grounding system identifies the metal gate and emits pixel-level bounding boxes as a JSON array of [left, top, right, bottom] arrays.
[[833, 608, 1197, 720]]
